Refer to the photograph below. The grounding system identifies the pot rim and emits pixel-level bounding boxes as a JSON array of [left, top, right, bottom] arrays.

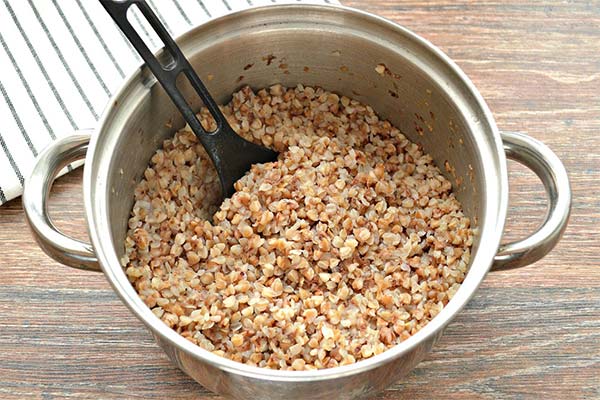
[[84, 3, 508, 382]]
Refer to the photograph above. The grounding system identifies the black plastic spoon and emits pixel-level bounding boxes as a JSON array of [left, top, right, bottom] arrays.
[[100, 0, 278, 199]]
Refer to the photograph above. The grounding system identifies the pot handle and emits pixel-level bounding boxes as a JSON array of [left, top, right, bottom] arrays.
[[23, 132, 101, 272], [493, 131, 571, 271]]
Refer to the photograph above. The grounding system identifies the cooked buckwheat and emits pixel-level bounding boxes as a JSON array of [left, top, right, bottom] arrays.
[[123, 84, 474, 370]]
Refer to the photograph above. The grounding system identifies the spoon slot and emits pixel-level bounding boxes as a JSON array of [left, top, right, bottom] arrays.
[[125, 4, 175, 70], [175, 72, 218, 134], [100, 0, 226, 136]]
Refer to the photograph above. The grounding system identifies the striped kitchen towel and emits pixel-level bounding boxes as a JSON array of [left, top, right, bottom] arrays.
[[0, 0, 338, 205]]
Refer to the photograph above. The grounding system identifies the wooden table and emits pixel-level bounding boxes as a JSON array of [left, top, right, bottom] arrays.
[[1, 1, 598, 398]]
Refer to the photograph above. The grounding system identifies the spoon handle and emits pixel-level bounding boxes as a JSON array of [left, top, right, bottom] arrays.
[[99, 0, 227, 139], [100, 0, 278, 199]]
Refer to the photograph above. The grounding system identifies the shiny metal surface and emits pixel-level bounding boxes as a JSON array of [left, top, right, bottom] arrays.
[[493, 132, 572, 271], [23, 131, 100, 272], [23, 4, 572, 400]]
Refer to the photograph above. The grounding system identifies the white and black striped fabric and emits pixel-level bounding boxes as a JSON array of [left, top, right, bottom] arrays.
[[0, 0, 337, 205]]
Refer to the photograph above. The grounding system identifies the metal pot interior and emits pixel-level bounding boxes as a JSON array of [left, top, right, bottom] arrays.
[[101, 6, 501, 256]]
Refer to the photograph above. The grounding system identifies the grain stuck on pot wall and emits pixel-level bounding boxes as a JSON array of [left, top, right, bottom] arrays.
[[123, 84, 474, 370]]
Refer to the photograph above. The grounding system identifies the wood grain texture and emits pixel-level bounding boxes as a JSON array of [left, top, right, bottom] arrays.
[[0, 1, 598, 399]]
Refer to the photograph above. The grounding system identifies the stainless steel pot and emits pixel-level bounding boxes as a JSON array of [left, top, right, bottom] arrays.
[[23, 4, 571, 400]]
